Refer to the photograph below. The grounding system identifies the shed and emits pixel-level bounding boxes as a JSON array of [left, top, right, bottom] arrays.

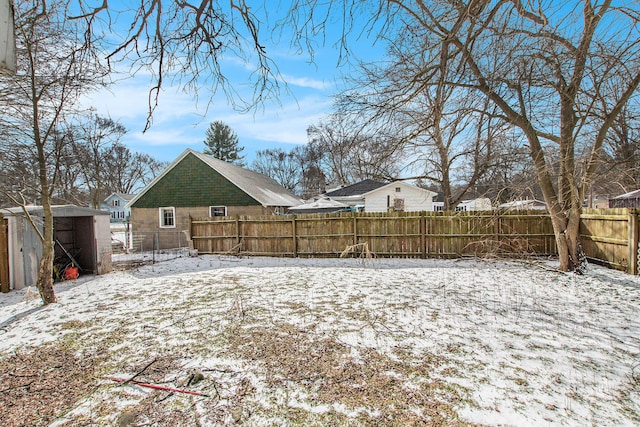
[[609, 189, 640, 208], [0, 205, 112, 291]]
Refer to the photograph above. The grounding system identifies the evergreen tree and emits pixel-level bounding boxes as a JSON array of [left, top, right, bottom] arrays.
[[203, 121, 245, 166]]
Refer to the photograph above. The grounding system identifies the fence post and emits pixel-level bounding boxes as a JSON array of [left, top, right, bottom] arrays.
[[291, 215, 297, 258], [629, 210, 639, 275], [0, 215, 9, 293], [235, 216, 240, 248], [420, 211, 426, 259], [352, 212, 358, 245], [153, 232, 157, 264]]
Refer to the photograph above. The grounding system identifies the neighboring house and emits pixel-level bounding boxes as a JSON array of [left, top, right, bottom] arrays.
[[609, 189, 640, 208], [289, 197, 349, 214], [102, 192, 135, 222], [584, 193, 612, 209], [498, 199, 547, 210], [126, 149, 302, 249], [323, 179, 387, 209], [433, 198, 493, 212], [363, 181, 437, 212], [0, 205, 112, 290]]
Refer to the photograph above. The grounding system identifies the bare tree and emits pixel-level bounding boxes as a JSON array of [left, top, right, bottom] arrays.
[[71, 1, 283, 129], [252, 147, 305, 194], [291, 1, 640, 272], [103, 145, 167, 195], [0, 0, 108, 303], [336, 28, 511, 210], [307, 114, 403, 186], [598, 101, 640, 194], [429, 1, 640, 272], [70, 114, 127, 208]]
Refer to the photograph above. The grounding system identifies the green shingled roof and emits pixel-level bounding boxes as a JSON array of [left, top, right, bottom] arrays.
[[128, 149, 301, 209]]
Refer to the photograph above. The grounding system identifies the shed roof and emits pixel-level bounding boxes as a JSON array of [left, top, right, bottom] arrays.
[[1, 205, 110, 217], [498, 199, 546, 209], [127, 149, 302, 208], [612, 189, 640, 200], [324, 179, 386, 197], [289, 197, 348, 211]]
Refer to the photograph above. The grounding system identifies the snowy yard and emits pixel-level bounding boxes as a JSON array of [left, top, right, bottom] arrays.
[[1, 255, 640, 426]]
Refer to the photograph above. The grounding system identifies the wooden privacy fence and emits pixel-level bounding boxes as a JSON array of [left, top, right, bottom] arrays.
[[580, 208, 638, 274], [192, 210, 556, 256], [191, 208, 640, 274]]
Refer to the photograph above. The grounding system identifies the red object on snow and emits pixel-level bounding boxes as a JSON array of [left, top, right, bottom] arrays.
[[64, 266, 79, 280], [106, 377, 209, 397]]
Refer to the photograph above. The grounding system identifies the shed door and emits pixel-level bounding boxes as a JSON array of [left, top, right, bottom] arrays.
[[0, 217, 8, 292]]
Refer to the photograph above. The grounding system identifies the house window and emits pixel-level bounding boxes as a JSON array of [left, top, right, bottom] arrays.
[[210, 206, 227, 217], [159, 207, 175, 228], [393, 198, 405, 211], [395, 187, 401, 193], [113, 199, 120, 207]]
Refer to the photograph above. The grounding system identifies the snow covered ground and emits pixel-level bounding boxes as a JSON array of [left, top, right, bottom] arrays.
[[1, 255, 640, 426]]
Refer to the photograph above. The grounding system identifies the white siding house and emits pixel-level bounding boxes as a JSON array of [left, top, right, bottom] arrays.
[[433, 197, 493, 211], [363, 182, 437, 212], [103, 193, 135, 222]]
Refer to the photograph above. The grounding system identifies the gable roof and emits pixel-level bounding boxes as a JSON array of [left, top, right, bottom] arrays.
[[126, 149, 301, 208], [362, 181, 437, 197], [324, 179, 386, 197], [104, 192, 135, 202], [1, 205, 109, 217]]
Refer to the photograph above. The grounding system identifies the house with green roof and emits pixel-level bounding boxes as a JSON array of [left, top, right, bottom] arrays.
[[126, 149, 301, 249]]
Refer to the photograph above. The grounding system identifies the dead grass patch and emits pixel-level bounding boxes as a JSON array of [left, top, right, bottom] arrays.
[[226, 323, 475, 425], [0, 344, 99, 427]]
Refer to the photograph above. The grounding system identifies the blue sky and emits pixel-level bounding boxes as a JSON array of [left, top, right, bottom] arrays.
[[83, 7, 383, 166]]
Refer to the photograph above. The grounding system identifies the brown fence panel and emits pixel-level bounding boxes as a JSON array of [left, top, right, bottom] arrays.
[[580, 208, 637, 273], [240, 216, 295, 256], [498, 212, 556, 255], [191, 217, 238, 253], [356, 212, 422, 257], [1, 215, 9, 293], [295, 213, 354, 257]]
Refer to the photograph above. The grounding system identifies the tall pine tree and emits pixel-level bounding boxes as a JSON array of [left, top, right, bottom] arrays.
[[203, 121, 245, 166]]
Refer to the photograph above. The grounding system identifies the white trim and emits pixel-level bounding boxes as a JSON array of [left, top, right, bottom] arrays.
[[209, 206, 227, 217], [159, 207, 176, 228]]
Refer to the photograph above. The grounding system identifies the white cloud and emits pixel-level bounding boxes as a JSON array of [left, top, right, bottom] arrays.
[[280, 74, 329, 90]]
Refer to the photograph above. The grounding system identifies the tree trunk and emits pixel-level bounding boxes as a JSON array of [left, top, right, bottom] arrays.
[[36, 203, 57, 304], [36, 240, 57, 304]]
